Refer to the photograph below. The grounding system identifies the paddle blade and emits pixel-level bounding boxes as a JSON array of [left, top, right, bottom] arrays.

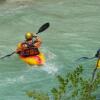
[[0, 52, 15, 59], [76, 56, 96, 61], [36, 22, 50, 34], [77, 57, 90, 60]]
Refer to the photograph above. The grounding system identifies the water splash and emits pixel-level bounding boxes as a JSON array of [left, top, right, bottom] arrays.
[[41, 63, 58, 75], [26, 47, 58, 74], [26, 62, 58, 75]]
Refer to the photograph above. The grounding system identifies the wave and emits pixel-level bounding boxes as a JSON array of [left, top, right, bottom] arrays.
[[4, 0, 33, 3], [6, 0, 34, 5], [0, 0, 33, 10], [0, 75, 25, 86]]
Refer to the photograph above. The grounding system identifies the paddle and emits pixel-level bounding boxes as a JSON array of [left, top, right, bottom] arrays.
[[76, 56, 96, 61], [91, 67, 97, 82], [0, 22, 50, 59], [0, 51, 15, 59], [76, 49, 100, 61], [36, 22, 50, 34]]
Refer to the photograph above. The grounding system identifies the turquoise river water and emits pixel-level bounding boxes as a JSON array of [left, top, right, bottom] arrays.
[[0, 0, 100, 100]]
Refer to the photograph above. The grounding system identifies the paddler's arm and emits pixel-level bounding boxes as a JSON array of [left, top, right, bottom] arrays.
[[16, 42, 29, 54], [33, 36, 42, 48], [16, 48, 22, 54], [16, 43, 24, 54]]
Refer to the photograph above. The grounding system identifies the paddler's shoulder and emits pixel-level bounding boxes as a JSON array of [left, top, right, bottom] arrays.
[[17, 41, 25, 48]]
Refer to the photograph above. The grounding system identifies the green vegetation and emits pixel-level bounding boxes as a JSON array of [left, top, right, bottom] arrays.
[[27, 65, 100, 100], [26, 91, 49, 100]]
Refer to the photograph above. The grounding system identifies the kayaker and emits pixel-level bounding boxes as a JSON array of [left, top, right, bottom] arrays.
[[77, 48, 100, 82], [94, 49, 100, 68], [0, 22, 49, 66], [16, 32, 42, 57], [92, 49, 100, 82], [95, 49, 100, 58]]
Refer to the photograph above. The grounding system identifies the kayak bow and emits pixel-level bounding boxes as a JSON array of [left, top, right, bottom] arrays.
[[19, 53, 45, 65]]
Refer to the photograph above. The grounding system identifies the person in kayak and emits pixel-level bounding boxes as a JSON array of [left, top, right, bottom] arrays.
[[16, 32, 42, 57], [91, 49, 100, 82], [76, 48, 100, 82]]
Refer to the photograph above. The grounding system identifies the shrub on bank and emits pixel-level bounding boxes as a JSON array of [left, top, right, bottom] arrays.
[[27, 65, 100, 100]]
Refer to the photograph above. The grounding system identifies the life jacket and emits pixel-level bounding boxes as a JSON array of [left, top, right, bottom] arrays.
[[18, 41, 40, 57]]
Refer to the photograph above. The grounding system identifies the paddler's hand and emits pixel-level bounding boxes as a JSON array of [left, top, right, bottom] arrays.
[[33, 36, 42, 48], [16, 49, 21, 54], [33, 35, 37, 38]]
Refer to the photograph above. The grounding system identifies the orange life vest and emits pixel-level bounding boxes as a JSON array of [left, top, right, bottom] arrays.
[[18, 42, 40, 57]]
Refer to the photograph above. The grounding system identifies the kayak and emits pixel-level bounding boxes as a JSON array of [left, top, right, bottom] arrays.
[[96, 59, 100, 68], [19, 53, 45, 65]]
